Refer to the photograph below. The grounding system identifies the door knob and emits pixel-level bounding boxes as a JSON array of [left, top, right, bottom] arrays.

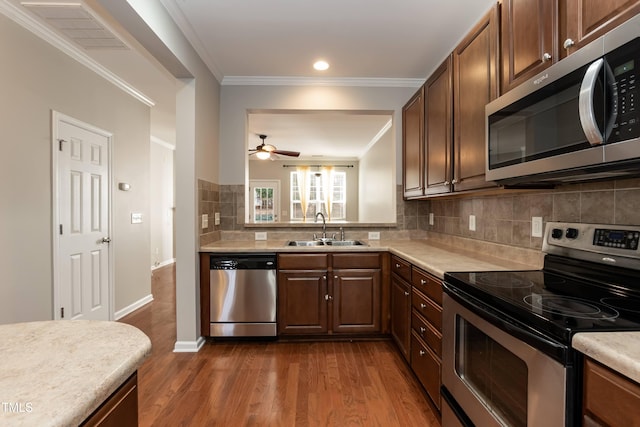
[[101, 237, 111, 244]]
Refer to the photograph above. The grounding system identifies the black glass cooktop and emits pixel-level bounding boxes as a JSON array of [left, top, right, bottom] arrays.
[[444, 267, 640, 344]]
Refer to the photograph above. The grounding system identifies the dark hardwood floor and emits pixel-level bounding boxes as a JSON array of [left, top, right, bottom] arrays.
[[120, 264, 440, 426]]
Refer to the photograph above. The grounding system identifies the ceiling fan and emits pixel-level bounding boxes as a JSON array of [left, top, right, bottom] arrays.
[[248, 134, 300, 159]]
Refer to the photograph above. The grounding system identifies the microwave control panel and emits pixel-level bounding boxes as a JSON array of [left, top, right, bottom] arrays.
[[608, 38, 639, 142]]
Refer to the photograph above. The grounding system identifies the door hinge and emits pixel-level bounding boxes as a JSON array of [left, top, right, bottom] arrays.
[[59, 224, 63, 235], [61, 307, 64, 318], [58, 139, 65, 151]]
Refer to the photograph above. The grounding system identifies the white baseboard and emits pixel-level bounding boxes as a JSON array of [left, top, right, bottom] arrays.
[[151, 258, 175, 271], [173, 336, 206, 353], [113, 294, 154, 320]]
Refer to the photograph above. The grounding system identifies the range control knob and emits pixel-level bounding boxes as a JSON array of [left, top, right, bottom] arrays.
[[566, 228, 579, 239], [551, 228, 563, 239]]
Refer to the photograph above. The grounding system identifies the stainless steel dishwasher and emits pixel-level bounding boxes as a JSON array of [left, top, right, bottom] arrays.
[[209, 253, 277, 337]]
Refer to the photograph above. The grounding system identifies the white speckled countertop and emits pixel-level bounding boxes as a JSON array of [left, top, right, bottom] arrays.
[[200, 238, 542, 278], [573, 332, 640, 383], [0, 320, 151, 427]]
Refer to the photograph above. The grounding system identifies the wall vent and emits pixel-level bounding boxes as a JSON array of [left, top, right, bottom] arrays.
[[21, 2, 128, 50]]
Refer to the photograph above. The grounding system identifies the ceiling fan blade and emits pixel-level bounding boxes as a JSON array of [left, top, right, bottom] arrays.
[[273, 150, 300, 157]]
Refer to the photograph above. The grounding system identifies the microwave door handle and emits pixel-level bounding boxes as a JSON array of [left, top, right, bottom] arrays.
[[579, 58, 605, 146], [603, 62, 618, 141]]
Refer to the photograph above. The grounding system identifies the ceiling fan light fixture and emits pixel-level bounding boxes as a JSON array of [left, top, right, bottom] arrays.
[[256, 150, 270, 160], [313, 60, 329, 71]]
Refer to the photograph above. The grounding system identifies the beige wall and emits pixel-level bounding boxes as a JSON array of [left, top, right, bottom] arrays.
[[358, 128, 395, 222], [0, 15, 151, 323]]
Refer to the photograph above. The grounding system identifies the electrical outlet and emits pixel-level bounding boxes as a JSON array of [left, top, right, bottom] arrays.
[[214, 212, 220, 225], [255, 232, 267, 241], [532, 216, 543, 238], [469, 215, 476, 231], [429, 213, 434, 226], [368, 231, 380, 240], [201, 214, 208, 229]]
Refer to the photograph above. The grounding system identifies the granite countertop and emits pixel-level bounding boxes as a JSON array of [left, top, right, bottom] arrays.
[[0, 320, 151, 427], [200, 238, 541, 278], [573, 332, 640, 383]]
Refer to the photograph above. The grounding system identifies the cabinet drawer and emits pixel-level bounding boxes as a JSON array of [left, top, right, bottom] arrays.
[[391, 256, 411, 282], [332, 252, 380, 269], [412, 310, 442, 357], [412, 268, 442, 305], [584, 357, 640, 426], [412, 289, 442, 331], [411, 332, 441, 410], [278, 253, 328, 270]]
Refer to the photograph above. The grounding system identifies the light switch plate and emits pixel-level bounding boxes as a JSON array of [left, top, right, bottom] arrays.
[[131, 213, 142, 224], [214, 212, 220, 225], [469, 215, 476, 231], [255, 232, 267, 241], [202, 214, 208, 229], [532, 216, 543, 237], [429, 213, 434, 226], [368, 231, 380, 240]]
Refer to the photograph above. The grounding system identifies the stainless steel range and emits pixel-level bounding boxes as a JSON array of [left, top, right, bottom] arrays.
[[442, 222, 640, 426]]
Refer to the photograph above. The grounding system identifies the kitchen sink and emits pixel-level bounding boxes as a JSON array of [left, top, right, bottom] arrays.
[[326, 240, 366, 246], [285, 240, 367, 247], [286, 240, 326, 246]]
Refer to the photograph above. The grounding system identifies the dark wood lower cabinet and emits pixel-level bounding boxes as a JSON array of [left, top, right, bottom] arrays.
[[81, 373, 138, 427], [390, 273, 411, 361], [583, 357, 640, 426], [411, 332, 441, 411], [277, 253, 383, 336]]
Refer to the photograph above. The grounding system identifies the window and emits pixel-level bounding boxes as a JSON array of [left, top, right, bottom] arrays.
[[291, 170, 346, 221]]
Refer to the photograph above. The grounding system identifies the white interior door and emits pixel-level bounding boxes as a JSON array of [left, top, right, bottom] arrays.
[[53, 112, 112, 320], [249, 180, 280, 222]]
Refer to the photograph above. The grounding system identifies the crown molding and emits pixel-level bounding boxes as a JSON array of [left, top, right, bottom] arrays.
[[221, 76, 425, 88], [0, 0, 155, 107]]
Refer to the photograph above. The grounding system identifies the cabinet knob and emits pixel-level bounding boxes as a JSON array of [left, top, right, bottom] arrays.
[[444, 181, 450, 185], [324, 294, 333, 301], [452, 179, 458, 184], [420, 279, 426, 285], [323, 275, 327, 280], [419, 350, 426, 356], [404, 291, 410, 296], [420, 303, 427, 309], [420, 327, 426, 334], [563, 38, 575, 49], [334, 275, 338, 279], [395, 263, 401, 268], [542, 52, 552, 62]]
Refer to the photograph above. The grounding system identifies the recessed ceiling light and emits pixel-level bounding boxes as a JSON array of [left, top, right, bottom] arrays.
[[313, 60, 329, 71]]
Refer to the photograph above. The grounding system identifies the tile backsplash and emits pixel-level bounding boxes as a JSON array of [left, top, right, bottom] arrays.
[[426, 178, 640, 250], [200, 178, 640, 251]]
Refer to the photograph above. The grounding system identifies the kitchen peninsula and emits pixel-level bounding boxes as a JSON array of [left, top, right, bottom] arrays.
[[0, 320, 151, 426]]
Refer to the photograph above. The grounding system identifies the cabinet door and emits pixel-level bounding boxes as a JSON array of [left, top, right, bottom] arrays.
[[563, 0, 640, 56], [277, 270, 328, 334], [424, 56, 453, 196], [390, 274, 412, 361], [453, 4, 499, 192], [332, 269, 381, 333], [501, 0, 557, 93], [403, 87, 425, 198]]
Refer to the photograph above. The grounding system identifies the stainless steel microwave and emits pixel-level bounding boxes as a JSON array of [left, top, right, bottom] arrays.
[[486, 14, 640, 186]]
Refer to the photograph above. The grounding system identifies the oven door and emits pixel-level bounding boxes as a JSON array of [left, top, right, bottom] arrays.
[[442, 293, 566, 427]]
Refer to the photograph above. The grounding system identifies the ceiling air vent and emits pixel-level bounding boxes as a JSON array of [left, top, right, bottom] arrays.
[[21, 2, 128, 50]]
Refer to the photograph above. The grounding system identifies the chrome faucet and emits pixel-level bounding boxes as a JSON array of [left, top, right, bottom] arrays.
[[315, 212, 327, 240]]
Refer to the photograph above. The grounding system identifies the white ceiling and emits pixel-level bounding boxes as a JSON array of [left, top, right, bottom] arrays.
[[7, 0, 496, 154]]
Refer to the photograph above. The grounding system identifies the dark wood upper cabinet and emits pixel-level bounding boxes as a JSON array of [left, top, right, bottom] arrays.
[[453, 4, 499, 192], [424, 57, 453, 196], [501, 0, 640, 93], [402, 87, 425, 198], [562, 0, 640, 56], [501, 0, 557, 93]]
